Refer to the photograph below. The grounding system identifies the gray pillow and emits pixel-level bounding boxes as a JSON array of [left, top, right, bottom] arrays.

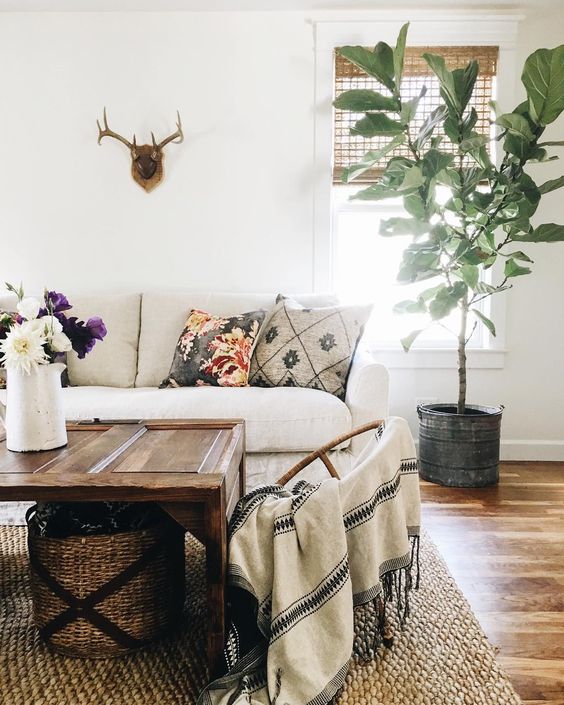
[[249, 296, 372, 400], [161, 308, 266, 388]]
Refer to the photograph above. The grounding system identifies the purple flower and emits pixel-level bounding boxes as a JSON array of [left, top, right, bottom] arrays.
[[60, 315, 107, 359], [86, 316, 107, 341], [45, 291, 72, 313]]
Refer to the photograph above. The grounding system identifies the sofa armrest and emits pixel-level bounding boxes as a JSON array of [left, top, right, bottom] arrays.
[[345, 348, 389, 457]]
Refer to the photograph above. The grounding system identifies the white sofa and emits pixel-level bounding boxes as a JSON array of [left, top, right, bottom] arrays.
[[0, 292, 389, 489]]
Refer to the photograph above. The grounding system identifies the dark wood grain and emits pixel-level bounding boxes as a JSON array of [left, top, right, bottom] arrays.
[[421, 461, 564, 704], [0, 419, 245, 676]]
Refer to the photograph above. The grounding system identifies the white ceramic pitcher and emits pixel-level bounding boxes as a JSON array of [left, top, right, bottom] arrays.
[[0, 362, 68, 452]]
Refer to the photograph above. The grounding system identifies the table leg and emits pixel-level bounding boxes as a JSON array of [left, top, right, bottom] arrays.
[[205, 484, 227, 677]]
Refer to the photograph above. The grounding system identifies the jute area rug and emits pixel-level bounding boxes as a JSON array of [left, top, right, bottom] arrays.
[[0, 524, 521, 705]]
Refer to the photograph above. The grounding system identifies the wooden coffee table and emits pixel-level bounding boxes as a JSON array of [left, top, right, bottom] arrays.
[[0, 418, 246, 675]]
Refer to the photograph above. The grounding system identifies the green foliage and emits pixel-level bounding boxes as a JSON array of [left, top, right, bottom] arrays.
[[350, 113, 404, 138], [333, 89, 399, 112], [342, 135, 405, 183], [334, 26, 564, 399], [538, 175, 564, 194], [521, 46, 564, 125], [393, 23, 409, 88], [338, 45, 396, 92]]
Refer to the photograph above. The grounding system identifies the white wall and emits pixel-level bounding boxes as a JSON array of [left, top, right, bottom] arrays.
[[0, 8, 563, 456], [0, 12, 315, 294]]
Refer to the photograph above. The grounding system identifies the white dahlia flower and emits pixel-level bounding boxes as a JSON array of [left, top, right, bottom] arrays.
[[0, 322, 49, 374]]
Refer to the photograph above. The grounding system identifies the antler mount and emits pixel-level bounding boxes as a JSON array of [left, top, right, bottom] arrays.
[[96, 108, 184, 192]]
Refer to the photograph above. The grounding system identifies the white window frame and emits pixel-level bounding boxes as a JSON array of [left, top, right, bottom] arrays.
[[311, 10, 523, 369]]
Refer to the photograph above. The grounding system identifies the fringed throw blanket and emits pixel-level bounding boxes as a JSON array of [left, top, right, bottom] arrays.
[[198, 417, 421, 705]]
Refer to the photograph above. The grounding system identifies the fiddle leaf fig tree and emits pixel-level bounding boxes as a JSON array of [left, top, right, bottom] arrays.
[[335, 24, 564, 414]]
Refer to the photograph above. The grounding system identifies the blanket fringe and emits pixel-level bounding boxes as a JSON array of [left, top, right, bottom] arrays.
[[369, 534, 420, 656]]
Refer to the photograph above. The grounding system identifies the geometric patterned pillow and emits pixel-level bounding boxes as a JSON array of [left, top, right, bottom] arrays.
[[248, 296, 372, 400], [160, 308, 266, 388]]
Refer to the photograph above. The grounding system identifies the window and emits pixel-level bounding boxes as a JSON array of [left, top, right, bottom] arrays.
[[333, 46, 498, 183], [332, 45, 498, 348]]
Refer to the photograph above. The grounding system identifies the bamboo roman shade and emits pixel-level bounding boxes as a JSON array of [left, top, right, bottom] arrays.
[[333, 45, 499, 184]]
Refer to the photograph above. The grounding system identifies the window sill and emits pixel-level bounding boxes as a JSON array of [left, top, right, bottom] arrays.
[[369, 346, 506, 370]]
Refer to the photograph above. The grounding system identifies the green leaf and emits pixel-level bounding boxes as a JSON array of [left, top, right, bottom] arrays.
[[380, 217, 430, 237], [474, 281, 497, 295], [414, 105, 448, 151], [400, 329, 424, 352], [342, 135, 405, 183], [458, 264, 479, 289], [504, 132, 529, 160], [476, 231, 496, 253], [403, 193, 427, 219], [334, 89, 399, 112], [351, 113, 404, 138], [373, 42, 395, 86], [421, 150, 454, 178], [506, 250, 533, 263], [496, 113, 535, 141], [538, 175, 564, 194], [443, 114, 460, 144], [514, 223, 564, 242], [517, 172, 541, 208], [460, 134, 490, 152], [459, 248, 488, 265], [462, 107, 478, 134], [521, 45, 564, 125], [473, 145, 493, 170], [452, 60, 478, 113], [338, 45, 396, 91], [489, 100, 501, 118], [381, 156, 414, 186], [428, 282, 467, 320], [350, 184, 399, 201], [397, 165, 425, 193], [472, 310, 496, 337], [400, 87, 426, 125], [419, 284, 445, 302], [528, 148, 559, 163], [423, 53, 459, 115], [393, 22, 409, 87], [393, 298, 426, 314], [504, 258, 532, 277]]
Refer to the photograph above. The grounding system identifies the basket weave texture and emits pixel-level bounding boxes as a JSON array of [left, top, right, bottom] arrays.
[[28, 521, 185, 658]]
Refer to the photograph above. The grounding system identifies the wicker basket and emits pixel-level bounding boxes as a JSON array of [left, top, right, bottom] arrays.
[[27, 515, 185, 658]]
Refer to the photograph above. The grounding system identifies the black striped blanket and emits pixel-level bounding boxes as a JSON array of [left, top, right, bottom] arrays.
[[198, 416, 421, 705]]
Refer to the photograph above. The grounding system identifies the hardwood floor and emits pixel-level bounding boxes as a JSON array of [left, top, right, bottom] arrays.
[[421, 462, 564, 704]]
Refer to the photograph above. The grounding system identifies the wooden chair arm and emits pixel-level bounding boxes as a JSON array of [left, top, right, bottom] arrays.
[[276, 419, 384, 486]]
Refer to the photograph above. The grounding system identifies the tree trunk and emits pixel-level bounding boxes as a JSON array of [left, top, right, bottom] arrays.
[[457, 298, 468, 415]]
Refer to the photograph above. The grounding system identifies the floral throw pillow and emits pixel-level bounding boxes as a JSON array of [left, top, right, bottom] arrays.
[[160, 308, 266, 388], [249, 297, 372, 400]]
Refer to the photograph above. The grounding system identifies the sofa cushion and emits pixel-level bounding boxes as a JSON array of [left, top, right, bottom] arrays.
[[4, 385, 352, 453], [65, 294, 141, 388], [136, 292, 339, 388], [161, 308, 266, 388], [249, 297, 372, 400]]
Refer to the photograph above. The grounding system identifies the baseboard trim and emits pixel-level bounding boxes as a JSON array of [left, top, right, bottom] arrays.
[[500, 440, 564, 462], [414, 439, 564, 462]]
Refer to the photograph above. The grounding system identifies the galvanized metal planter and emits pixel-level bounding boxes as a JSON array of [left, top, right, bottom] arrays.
[[418, 403, 503, 488]]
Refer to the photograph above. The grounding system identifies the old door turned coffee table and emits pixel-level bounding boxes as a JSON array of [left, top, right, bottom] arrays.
[[0, 419, 246, 675]]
